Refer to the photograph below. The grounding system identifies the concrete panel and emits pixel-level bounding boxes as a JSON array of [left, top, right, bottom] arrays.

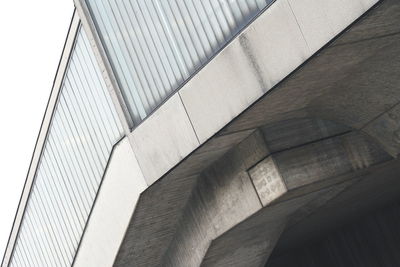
[[179, 38, 265, 144], [359, 0, 380, 10], [168, 129, 255, 179], [73, 138, 147, 267], [180, 0, 310, 144], [316, 0, 365, 35], [248, 157, 287, 206], [246, 0, 311, 87], [288, 0, 376, 53], [247, 131, 391, 209], [129, 94, 200, 185], [287, 0, 334, 53], [274, 133, 390, 189]]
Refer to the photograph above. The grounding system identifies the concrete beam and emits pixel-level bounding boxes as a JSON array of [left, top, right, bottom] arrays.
[[162, 132, 268, 267], [197, 131, 391, 267], [252, 132, 390, 202]]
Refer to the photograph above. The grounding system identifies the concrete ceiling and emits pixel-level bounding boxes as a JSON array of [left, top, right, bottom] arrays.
[[114, 0, 400, 266]]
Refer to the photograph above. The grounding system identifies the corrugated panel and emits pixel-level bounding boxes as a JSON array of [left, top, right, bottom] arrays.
[[9, 26, 124, 267], [85, 0, 273, 125]]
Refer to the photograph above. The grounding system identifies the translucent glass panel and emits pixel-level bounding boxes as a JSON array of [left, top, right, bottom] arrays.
[[86, 0, 272, 125], [9, 26, 124, 267]]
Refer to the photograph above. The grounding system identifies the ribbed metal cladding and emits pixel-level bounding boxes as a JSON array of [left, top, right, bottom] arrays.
[[9, 26, 124, 267], [85, 0, 273, 125]]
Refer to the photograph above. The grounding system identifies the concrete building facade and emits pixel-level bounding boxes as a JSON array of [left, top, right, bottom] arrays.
[[2, 0, 400, 266]]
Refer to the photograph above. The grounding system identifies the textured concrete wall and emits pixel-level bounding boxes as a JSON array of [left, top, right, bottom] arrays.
[[267, 199, 400, 267], [113, 0, 400, 265], [73, 0, 398, 265], [128, 0, 379, 186], [153, 117, 392, 267]]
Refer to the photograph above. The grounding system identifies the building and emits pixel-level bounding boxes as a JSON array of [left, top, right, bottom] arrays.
[[2, 0, 400, 266]]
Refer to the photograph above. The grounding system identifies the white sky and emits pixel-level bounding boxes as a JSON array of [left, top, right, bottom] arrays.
[[0, 0, 74, 259]]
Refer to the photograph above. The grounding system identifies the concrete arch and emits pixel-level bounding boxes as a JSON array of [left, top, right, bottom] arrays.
[[111, 0, 400, 266]]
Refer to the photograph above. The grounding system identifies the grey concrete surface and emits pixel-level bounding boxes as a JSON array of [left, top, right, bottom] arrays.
[[287, 0, 375, 53], [73, 138, 147, 267], [179, 0, 311, 143], [197, 131, 391, 267], [111, 0, 400, 266], [267, 160, 400, 266], [364, 103, 400, 157], [128, 94, 200, 185], [126, 0, 380, 187], [267, 198, 400, 267], [114, 129, 256, 267], [220, 0, 399, 136], [162, 132, 267, 267]]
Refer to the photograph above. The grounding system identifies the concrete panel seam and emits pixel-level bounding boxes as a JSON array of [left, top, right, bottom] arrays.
[[125, 135, 148, 185], [178, 91, 201, 144], [286, 0, 312, 53], [247, 170, 266, 208], [127, 134, 152, 187]]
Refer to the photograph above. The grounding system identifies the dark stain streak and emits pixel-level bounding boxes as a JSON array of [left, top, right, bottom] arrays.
[[239, 34, 270, 93]]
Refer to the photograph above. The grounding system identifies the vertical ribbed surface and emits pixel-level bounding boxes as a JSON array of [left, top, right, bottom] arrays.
[[9, 26, 124, 267], [86, 0, 273, 125]]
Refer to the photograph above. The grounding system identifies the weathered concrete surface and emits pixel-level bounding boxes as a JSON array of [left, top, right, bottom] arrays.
[[114, 130, 255, 267], [127, 0, 381, 187], [267, 165, 400, 267], [179, 0, 311, 144], [117, 119, 392, 267], [128, 94, 200, 185], [162, 132, 268, 267], [250, 132, 391, 203], [197, 131, 390, 267], [220, 0, 400, 139], [113, 0, 400, 266]]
